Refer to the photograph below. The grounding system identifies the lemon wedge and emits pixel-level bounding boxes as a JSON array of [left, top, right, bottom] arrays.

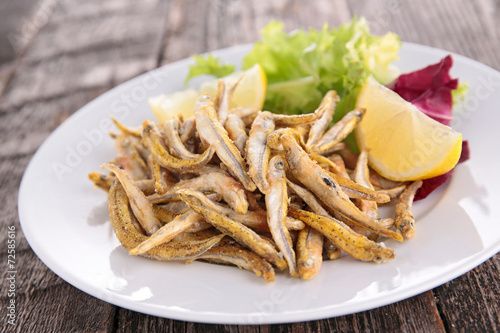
[[200, 64, 267, 110], [355, 76, 462, 181], [149, 89, 199, 124], [149, 64, 267, 123]]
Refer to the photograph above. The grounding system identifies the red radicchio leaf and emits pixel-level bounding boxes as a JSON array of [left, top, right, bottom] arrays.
[[389, 55, 470, 200], [392, 55, 458, 126]]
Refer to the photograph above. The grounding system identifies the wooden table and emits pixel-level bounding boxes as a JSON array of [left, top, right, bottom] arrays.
[[1, 0, 499, 331]]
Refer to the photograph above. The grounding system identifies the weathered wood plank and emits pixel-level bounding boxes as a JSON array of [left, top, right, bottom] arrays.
[[0, 0, 59, 100], [0, 90, 116, 333], [0, 0, 45, 64], [0, 63, 16, 104], [347, 0, 500, 70], [0, 0, 171, 332], [0, 270, 115, 333], [23, 0, 168, 64], [160, 0, 351, 66], [159, 0, 213, 64], [0, 155, 36, 251], [1, 0, 499, 332], [250, 0, 351, 32], [0, 0, 169, 109], [114, 290, 444, 332], [434, 254, 500, 332], [322, 291, 444, 332], [0, 88, 108, 159]]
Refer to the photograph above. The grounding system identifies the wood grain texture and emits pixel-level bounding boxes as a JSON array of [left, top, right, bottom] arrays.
[[159, 0, 351, 66], [0, 0, 499, 332], [113, 291, 444, 332], [347, 0, 500, 70], [0, 0, 168, 109], [0, 0, 168, 332], [434, 254, 500, 332]]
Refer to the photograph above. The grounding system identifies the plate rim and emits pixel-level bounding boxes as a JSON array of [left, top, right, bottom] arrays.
[[18, 41, 500, 325]]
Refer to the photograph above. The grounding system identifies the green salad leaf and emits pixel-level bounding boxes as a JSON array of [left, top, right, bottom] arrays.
[[452, 82, 468, 106], [185, 54, 235, 84], [185, 18, 401, 150], [242, 18, 401, 119]]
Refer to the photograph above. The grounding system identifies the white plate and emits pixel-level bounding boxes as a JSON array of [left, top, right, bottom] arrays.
[[19, 43, 500, 325]]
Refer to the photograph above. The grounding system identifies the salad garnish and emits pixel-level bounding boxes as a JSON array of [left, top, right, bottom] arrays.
[[188, 19, 469, 198], [389, 55, 470, 199], [188, 18, 401, 121], [88, 18, 472, 282]]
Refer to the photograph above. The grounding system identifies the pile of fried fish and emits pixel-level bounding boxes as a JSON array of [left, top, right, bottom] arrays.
[[89, 83, 422, 282]]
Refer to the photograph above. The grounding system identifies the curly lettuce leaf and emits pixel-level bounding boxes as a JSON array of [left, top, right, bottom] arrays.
[[183, 19, 401, 151], [243, 19, 401, 119], [185, 54, 235, 84], [452, 82, 468, 106]]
